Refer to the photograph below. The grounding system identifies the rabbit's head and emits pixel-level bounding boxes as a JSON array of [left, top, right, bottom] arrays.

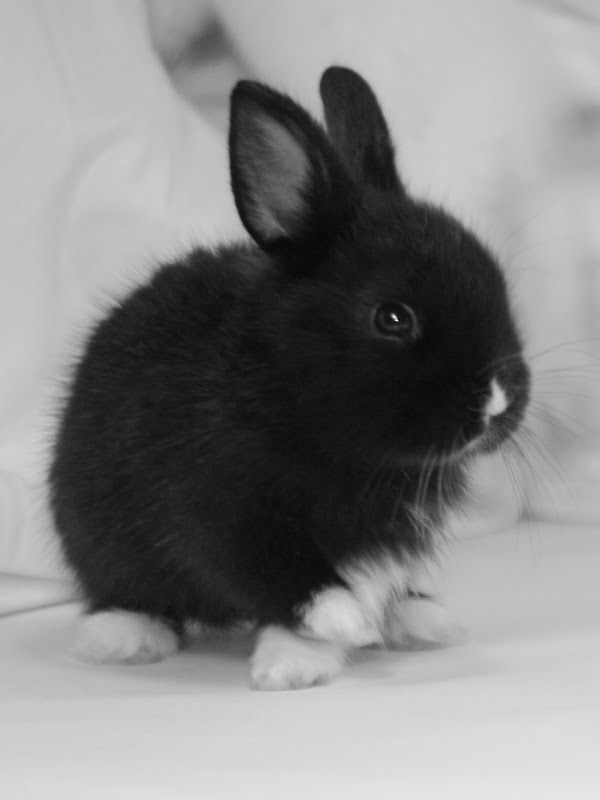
[[229, 67, 530, 466]]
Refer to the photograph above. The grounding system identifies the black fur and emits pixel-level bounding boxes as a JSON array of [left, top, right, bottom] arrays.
[[49, 67, 530, 636], [319, 66, 400, 190]]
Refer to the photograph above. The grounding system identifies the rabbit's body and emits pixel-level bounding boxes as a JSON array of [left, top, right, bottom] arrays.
[[52, 240, 464, 631], [50, 67, 530, 688]]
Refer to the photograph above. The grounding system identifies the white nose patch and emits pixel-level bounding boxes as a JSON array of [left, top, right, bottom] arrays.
[[484, 378, 508, 420]]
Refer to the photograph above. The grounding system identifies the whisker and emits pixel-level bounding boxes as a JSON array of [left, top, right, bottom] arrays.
[[409, 449, 430, 544], [529, 400, 593, 436], [499, 442, 531, 518], [518, 424, 573, 502], [476, 351, 523, 377], [421, 451, 436, 513], [532, 364, 600, 382], [532, 392, 600, 405], [526, 408, 583, 441], [498, 441, 543, 558], [503, 437, 536, 518], [526, 339, 600, 363], [496, 197, 567, 255], [532, 368, 600, 382], [415, 448, 437, 543]]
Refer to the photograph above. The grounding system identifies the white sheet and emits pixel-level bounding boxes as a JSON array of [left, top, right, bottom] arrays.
[[1, 521, 599, 799]]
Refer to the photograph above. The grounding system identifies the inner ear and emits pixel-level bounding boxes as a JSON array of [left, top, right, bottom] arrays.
[[235, 109, 312, 242], [229, 82, 353, 253]]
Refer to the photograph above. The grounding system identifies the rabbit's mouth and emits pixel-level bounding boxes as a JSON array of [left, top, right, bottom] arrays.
[[459, 408, 527, 460], [434, 384, 529, 464], [426, 435, 484, 466], [434, 428, 512, 466]]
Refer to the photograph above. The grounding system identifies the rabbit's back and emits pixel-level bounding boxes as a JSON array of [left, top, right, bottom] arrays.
[[49, 245, 270, 625]]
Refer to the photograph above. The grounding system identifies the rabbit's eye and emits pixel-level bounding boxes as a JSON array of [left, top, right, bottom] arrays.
[[374, 304, 418, 340]]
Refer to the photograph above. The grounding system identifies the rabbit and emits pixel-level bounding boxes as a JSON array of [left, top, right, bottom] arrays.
[[49, 66, 530, 690]]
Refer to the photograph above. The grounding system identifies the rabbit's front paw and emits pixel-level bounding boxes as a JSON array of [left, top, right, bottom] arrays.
[[300, 587, 382, 647], [385, 597, 466, 650], [250, 626, 345, 691]]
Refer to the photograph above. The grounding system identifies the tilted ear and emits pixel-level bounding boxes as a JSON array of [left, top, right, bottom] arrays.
[[229, 81, 352, 252], [319, 66, 402, 192]]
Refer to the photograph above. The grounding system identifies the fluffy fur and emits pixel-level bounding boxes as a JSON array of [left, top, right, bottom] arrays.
[[49, 67, 530, 688]]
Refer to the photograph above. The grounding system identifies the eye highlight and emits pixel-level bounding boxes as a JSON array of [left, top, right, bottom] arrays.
[[373, 303, 419, 341]]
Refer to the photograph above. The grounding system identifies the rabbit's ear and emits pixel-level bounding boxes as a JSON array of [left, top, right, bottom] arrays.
[[229, 81, 352, 252], [319, 66, 402, 192]]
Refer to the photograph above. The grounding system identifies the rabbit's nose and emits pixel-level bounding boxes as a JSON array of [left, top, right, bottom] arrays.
[[483, 378, 509, 424]]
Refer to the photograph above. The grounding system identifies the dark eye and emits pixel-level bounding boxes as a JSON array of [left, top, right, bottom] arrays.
[[373, 303, 419, 340]]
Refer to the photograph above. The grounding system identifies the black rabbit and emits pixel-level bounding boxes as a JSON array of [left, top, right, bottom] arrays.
[[49, 66, 530, 689]]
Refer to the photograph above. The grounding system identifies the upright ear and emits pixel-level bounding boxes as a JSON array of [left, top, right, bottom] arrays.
[[319, 66, 402, 192], [229, 81, 353, 252]]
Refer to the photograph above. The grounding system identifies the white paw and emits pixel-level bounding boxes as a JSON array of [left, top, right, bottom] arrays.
[[385, 598, 466, 650], [300, 586, 382, 647], [71, 610, 179, 665], [250, 626, 345, 691]]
